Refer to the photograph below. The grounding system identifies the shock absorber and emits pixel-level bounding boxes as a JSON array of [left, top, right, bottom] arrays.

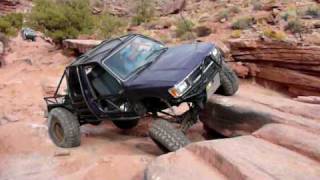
[[180, 103, 201, 133]]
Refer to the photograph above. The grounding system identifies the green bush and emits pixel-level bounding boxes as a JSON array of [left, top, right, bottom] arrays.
[[175, 19, 194, 40], [28, 0, 94, 43], [132, 0, 155, 25], [229, 6, 241, 14], [251, 0, 262, 11], [281, 9, 298, 21], [304, 5, 320, 18], [231, 16, 255, 30], [0, 13, 23, 36], [285, 19, 304, 34], [216, 10, 229, 22], [215, 6, 241, 22], [95, 15, 127, 39]]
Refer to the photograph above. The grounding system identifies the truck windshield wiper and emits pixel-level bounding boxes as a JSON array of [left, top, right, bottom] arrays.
[[145, 47, 168, 61], [130, 47, 168, 76], [131, 60, 154, 75]]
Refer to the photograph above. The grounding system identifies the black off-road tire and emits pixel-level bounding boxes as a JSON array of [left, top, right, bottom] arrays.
[[149, 120, 190, 152], [217, 63, 239, 96], [48, 108, 81, 148], [112, 119, 139, 130]]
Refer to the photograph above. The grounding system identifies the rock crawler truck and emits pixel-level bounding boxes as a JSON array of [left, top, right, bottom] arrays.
[[44, 34, 239, 152]]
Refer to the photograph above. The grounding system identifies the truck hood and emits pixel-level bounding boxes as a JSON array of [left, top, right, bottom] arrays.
[[124, 42, 214, 89]]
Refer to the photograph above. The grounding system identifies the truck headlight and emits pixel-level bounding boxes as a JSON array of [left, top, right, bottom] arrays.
[[210, 48, 219, 58], [211, 48, 218, 57], [168, 81, 189, 98], [210, 48, 222, 64]]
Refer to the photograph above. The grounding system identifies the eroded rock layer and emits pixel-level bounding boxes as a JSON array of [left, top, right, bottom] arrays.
[[228, 39, 320, 96]]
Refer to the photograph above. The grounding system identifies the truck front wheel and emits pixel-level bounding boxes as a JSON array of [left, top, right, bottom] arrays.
[[48, 108, 81, 148], [217, 63, 239, 96], [149, 120, 190, 152]]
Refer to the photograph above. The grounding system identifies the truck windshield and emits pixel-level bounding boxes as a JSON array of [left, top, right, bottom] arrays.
[[103, 36, 164, 80]]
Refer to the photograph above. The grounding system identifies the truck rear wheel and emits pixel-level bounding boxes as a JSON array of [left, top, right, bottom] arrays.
[[48, 108, 80, 148], [217, 63, 239, 96], [112, 119, 139, 130], [149, 120, 190, 152]]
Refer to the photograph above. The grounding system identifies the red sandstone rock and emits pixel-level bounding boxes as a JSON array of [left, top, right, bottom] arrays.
[[200, 83, 320, 137], [228, 39, 320, 96], [63, 39, 102, 54], [160, 0, 186, 15], [254, 124, 320, 162], [146, 136, 320, 180], [294, 96, 320, 104]]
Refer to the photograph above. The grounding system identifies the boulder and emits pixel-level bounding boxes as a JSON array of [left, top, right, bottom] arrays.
[[227, 62, 250, 78], [194, 26, 212, 37], [160, 0, 186, 15], [108, 5, 129, 17], [63, 39, 102, 54]]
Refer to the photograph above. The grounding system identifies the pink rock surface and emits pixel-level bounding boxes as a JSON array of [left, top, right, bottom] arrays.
[[200, 82, 320, 137], [254, 123, 320, 162], [146, 135, 320, 180]]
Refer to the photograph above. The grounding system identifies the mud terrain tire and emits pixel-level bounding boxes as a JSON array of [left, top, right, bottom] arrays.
[[48, 108, 80, 148], [217, 63, 239, 96], [112, 119, 139, 129], [149, 120, 190, 152]]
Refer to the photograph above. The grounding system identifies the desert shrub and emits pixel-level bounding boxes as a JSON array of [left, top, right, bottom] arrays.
[[0, 13, 23, 36], [132, 0, 155, 25], [304, 5, 320, 18], [285, 19, 304, 34], [281, 8, 298, 21], [216, 10, 229, 22], [158, 33, 170, 43], [28, 0, 95, 43], [175, 19, 194, 40], [215, 6, 241, 22], [251, 0, 262, 11], [229, 6, 241, 14], [262, 27, 286, 41], [91, 0, 104, 7], [231, 16, 255, 30], [95, 15, 127, 39], [231, 30, 242, 38]]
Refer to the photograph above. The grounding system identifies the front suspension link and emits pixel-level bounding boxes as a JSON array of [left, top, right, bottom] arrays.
[[180, 105, 200, 133]]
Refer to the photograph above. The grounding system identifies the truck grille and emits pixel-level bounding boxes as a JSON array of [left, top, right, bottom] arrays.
[[189, 56, 216, 84]]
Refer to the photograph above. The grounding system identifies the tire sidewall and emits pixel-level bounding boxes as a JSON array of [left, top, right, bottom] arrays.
[[48, 108, 80, 148], [48, 112, 66, 147]]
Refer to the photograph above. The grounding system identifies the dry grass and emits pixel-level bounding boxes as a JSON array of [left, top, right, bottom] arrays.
[[262, 27, 287, 41]]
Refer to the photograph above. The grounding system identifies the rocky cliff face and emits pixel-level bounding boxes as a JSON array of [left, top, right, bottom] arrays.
[[0, 0, 20, 14], [228, 39, 320, 96], [0, 0, 31, 14]]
